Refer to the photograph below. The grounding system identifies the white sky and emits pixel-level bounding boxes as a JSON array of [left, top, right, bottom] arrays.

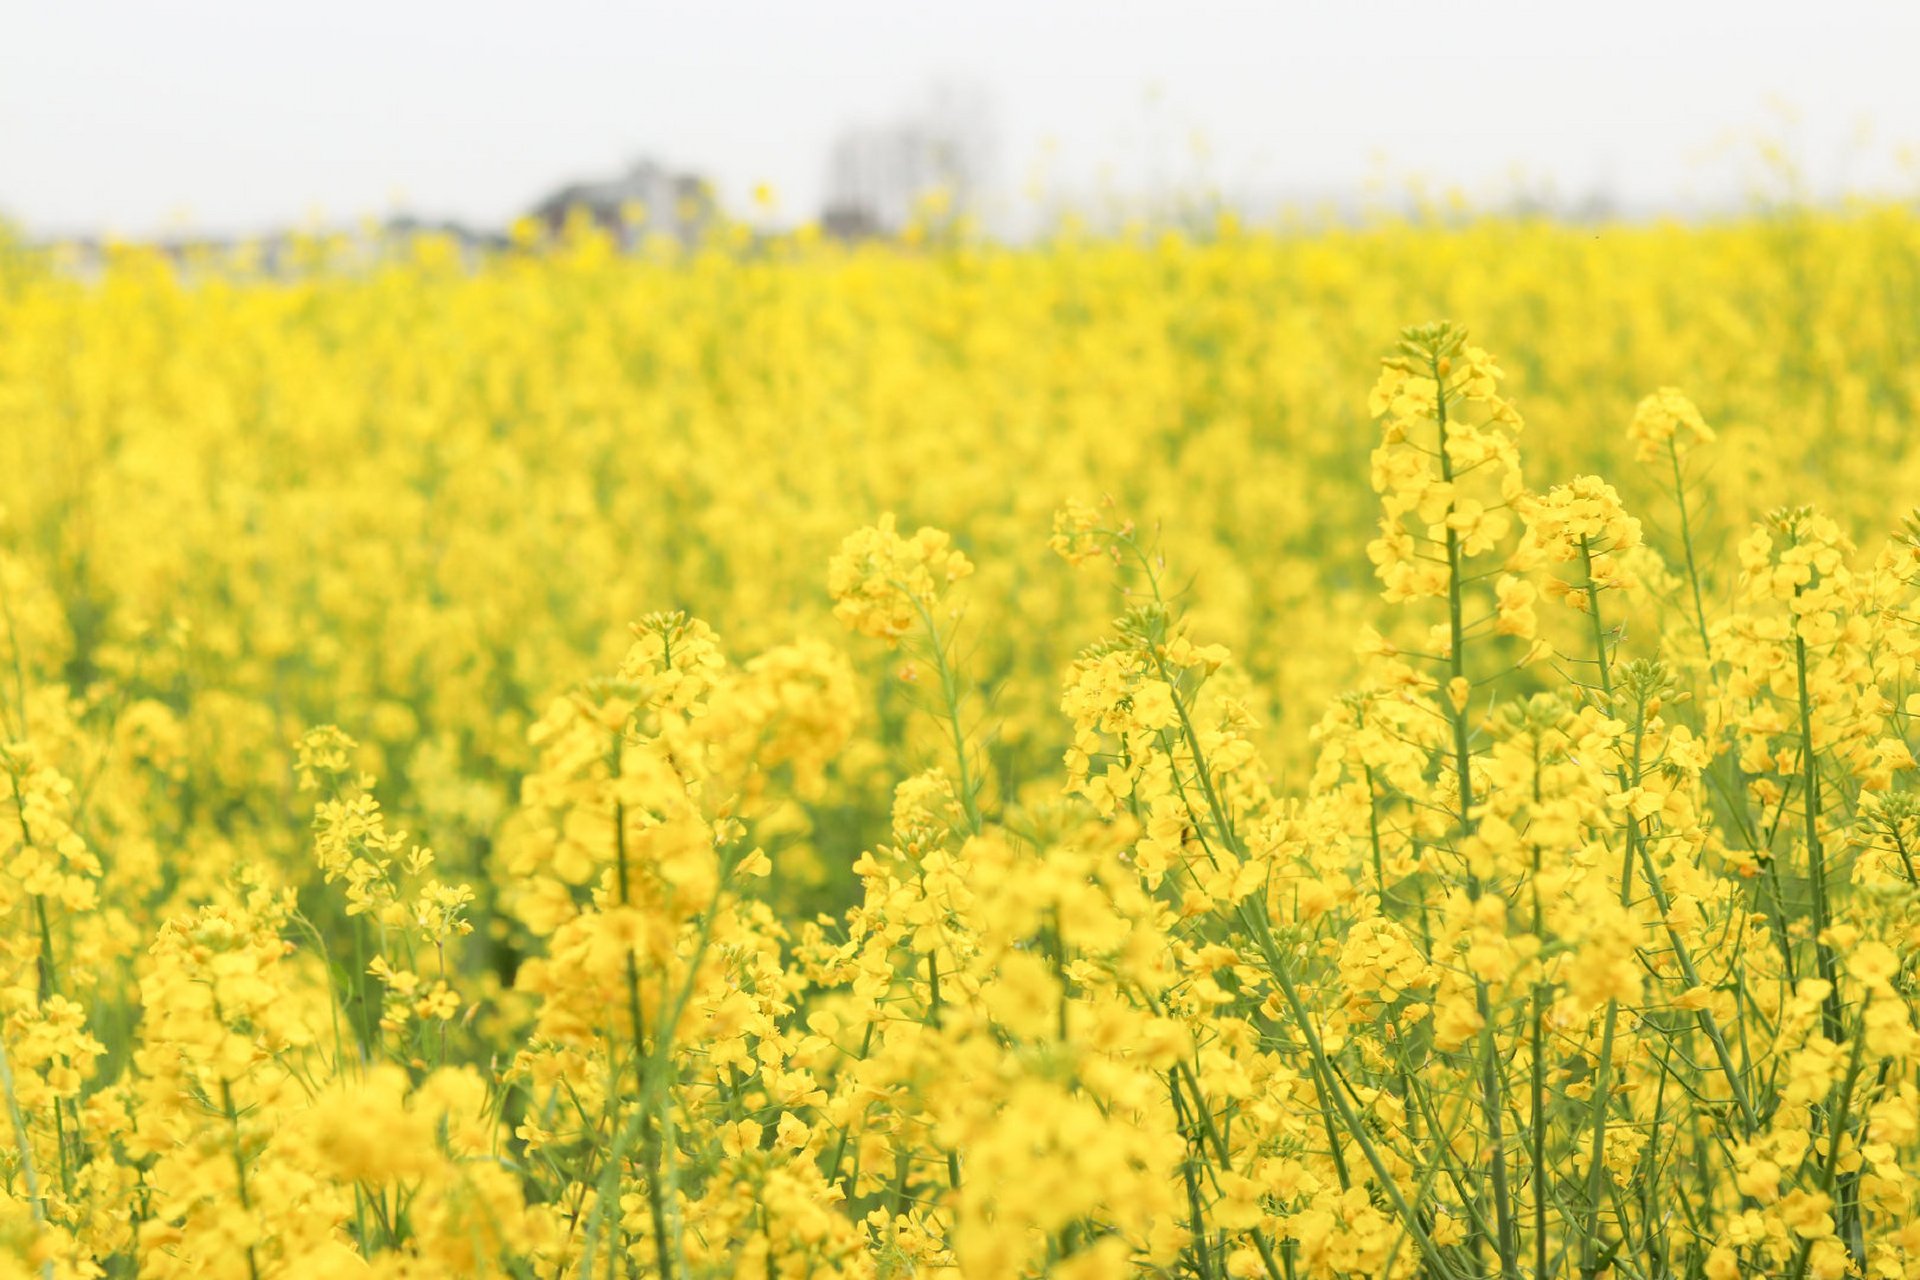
[[3, 0, 1916, 237]]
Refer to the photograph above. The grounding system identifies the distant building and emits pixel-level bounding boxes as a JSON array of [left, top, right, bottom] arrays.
[[820, 85, 994, 240], [819, 202, 888, 242], [384, 215, 506, 252], [527, 159, 716, 247]]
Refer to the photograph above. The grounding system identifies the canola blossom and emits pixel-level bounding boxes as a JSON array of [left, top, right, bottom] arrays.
[[2, 212, 1920, 1278]]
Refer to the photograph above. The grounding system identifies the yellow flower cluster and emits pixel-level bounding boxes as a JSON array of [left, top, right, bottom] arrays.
[[1520, 474, 1645, 609], [1628, 386, 1717, 463], [3, 211, 1920, 1277], [827, 515, 975, 643]]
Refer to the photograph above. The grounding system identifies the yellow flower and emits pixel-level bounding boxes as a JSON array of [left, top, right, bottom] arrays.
[[827, 515, 974, 642], [1628, 387, 1716, 463]]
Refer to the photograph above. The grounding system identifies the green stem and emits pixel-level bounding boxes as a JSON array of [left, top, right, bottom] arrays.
[[1433, 355, 1518, 1280], [579, 855, 735, 1276], [1667, 440, 1714, 664], [1786, 1022, 1868, 1280], [1170, 1073, 1220, 1280], [911, 596, 982, 834], [826, 1021, 877, 1194], [1528, 737, 1549, 1280], [0, 1026, 52, 1280], [1790, 608, 1857, 1261], [1169, 1062, 1293, 1280], [1577, 536, 1630, 1280], [219, 1078, 263, 1280], [614, 791, 675, 1280], [1790, 612, 1843, 1043], [925, 951, 962, 1192]]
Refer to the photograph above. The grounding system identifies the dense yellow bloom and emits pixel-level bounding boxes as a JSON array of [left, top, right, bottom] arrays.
[[1521, 473, 1645, 608], [4, 211, 1920, 1276], [1629, 386, 1716, 463], [827, 515, 975, 642]]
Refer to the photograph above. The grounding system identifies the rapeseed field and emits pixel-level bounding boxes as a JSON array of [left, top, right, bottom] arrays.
[[3, 207, 1920, 1277]]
